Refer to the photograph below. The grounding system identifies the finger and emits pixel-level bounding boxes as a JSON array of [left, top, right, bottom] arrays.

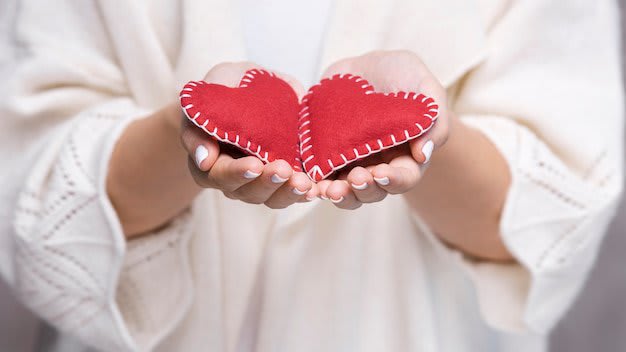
[[264, 172, 314, 209], [187, 157, 213, 188], [321, 56, 355, 79], [180, 118, 220, 172], [231, 160, 294, 204], [371, 156, 421, 194], [273, 70, 307, 100], [316, 179, 333, 200], [409, 138, 436, 165], [346, 166, 387, 203], [299, 182, 320, 202], [207, 155, 264, 193], [203, 61, 262, 87], [324, 180, 362, 210], [413, 74, 450, 154]]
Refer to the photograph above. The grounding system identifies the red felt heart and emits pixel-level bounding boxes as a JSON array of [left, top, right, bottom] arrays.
[[180, 69, 302, 170], [180, 71, 438, 181], [299, 74, 439, 181]]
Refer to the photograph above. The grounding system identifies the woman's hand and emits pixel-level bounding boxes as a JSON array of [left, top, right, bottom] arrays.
[[316, 51, 512, 261], [317, 51, 451, 209], [108, 62, 318, 239], [178, 62, 319, 208]]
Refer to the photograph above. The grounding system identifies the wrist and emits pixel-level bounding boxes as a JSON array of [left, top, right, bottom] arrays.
[[107, 103, 200, 239], [160, 102, 184, 133], [406, 112, 513, 261]]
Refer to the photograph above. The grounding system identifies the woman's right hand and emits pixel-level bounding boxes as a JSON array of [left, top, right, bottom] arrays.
[[178, 62, 319, 208], [108, 62, 317, 239]]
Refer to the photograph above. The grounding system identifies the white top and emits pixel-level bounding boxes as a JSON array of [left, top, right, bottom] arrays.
[[0, 1, 623, 351], [236, 0, 333, 86]]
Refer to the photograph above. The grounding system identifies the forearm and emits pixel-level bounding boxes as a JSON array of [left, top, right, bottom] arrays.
[[405, 115, 513, 261], [107, 103, 200, 239]]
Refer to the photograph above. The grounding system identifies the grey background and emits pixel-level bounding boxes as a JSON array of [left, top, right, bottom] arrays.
[[1, 1, 625, 351]]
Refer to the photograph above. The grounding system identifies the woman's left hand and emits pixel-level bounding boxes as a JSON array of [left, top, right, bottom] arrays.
[[318, 50, 452, 209]]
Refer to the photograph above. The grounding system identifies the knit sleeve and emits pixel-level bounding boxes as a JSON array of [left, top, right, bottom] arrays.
[[428, 0, 623, 333], [0, 1, 194, 351]]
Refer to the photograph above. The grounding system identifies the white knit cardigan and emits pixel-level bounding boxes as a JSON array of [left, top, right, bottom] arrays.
[[0, 0, 623, 351]]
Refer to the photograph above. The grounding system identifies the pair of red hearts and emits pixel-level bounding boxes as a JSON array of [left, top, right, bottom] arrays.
[[180, 69, 439, 181]]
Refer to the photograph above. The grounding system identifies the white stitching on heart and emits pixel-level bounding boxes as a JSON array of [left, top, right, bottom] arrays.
[[298, 73, 439, 181], [180, 69, 302, 171]]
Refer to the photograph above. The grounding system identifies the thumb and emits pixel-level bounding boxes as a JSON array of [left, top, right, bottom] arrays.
[[180, 118, 220, 171]]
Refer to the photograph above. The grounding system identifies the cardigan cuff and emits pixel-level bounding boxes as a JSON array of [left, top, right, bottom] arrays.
[[415, 114, 622, 334], [11, 99, 194, 351]]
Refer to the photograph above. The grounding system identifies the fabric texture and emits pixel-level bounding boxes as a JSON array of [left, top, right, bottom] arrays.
[[181, 69, 301, 170], [300, 74, 438, 180], [0, 0, 623, 351]]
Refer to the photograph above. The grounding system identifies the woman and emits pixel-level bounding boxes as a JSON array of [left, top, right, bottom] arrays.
[[0, 0, 622, 351]]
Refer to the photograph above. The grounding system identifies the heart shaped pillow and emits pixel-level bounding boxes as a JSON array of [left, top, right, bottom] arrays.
[[180, 69, 302, 170], [300, 74, 438, 181], [180, 70, 438, 181]]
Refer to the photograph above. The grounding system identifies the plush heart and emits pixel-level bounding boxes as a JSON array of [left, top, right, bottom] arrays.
[[300, 74, 439, 181], [180, 69, 302, 170], [180, 70, 438, 181]]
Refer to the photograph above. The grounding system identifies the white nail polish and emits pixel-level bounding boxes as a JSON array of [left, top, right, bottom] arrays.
[[330, 196, 344, 204], [422, 140, 434, 164], [374, 176, 390, 186], [351, 182, 368, 190], [292, 188, 308, 196], [195, 145, 209, 168], [271, 174, 288, 183], [243, 170, 261, 179], [320, 195, 329, 200]]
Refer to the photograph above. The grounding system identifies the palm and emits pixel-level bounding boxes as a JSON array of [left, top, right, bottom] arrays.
[[316, 51, 449, 209]]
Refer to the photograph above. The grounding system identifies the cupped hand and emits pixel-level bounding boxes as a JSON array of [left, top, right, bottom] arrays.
[[179, 62, 319, 208], [317, 50, 451, 209]]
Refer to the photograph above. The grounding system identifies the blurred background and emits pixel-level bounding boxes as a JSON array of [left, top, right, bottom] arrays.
[[1, 1, 625, 351]]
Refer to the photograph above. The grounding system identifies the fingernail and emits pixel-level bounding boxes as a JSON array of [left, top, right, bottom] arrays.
[[374, 176, 390, 186], [330, 196, 344, 204], [320, 195, 329, 200], [292, 188, 308, 196], [306, 195, 317, 202], [271, 174, 288, 184], [195, 145, 209, 168], [243, 170, 261, 179], [351, 182, 368, 190], [422, 140, 434, 164]]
